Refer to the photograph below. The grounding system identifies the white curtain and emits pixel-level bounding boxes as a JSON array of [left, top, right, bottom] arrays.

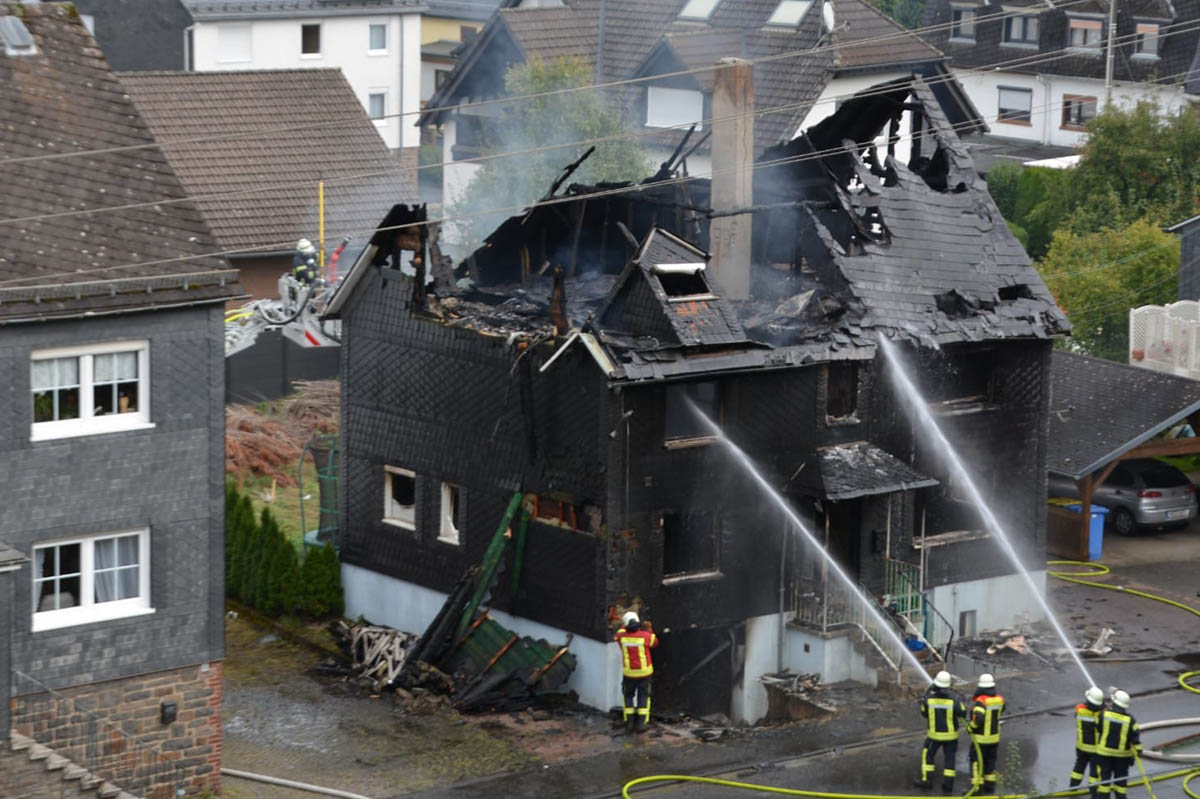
[[94, 538, 117, 603]]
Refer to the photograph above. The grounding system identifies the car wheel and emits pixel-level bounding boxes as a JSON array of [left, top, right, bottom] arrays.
[[1110, 507, 1136, 536]]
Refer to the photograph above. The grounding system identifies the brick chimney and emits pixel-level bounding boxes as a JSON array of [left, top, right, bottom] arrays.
[[708, 57, 754, 301]]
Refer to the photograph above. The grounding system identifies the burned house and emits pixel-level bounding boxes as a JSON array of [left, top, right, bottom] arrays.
[[326, 69, 1068, 721]]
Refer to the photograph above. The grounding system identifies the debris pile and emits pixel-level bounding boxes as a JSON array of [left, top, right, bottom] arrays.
[[761, 672, 837, 720], [225, 379, 340, 485], [343, 623, 419, 690]]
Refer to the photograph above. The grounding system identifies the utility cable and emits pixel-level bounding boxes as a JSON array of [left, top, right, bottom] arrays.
[[0, 0, 1113, 168], [4, 21, 1195, 231]]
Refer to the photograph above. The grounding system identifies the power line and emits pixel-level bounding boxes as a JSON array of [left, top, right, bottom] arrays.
[[0, 0, 1116, 168], [4, 22, 1195, 230]]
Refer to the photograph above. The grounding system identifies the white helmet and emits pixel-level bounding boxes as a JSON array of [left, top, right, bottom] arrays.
[[1111, 689, 1130, 710], [296, 238, 316, 254], [622, 611, 640, 627], [1086, 686, 1104, 705], [978, 673, 996, 689], [933, 670, 952, 689]]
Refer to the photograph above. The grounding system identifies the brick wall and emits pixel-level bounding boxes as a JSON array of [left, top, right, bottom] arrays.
[[10, 662, 223, 798]]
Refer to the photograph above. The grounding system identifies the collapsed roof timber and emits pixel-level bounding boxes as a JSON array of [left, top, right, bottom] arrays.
[[331, 76, 1068, 380]]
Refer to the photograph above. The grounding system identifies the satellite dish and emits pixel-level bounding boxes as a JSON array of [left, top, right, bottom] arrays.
[[822, 1, 837, 32]]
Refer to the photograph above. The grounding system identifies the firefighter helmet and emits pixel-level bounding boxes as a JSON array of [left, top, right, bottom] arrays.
[[1111, 689, 1131, 709], [622, 611, 640, 628], [934, 670, 952, 689], [296, 238, 316, 255], [978, 673, 996, 689], [1086, 686, 1104, 705]]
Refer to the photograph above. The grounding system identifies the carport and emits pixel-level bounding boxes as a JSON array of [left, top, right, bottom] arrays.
[[1046, 350, 1200, 559]]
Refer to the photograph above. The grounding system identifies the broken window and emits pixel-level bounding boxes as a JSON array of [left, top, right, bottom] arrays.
[[1135, 22, 1160, 56], [926, 349, 995, 408], [915, 484, 984, 537], [997, 86, 1033, 125], [439, 483, 461, 544], [950, 7, 976, 39], [1067, 17, 1102, 50], [301, 23, 321, 55], [664, 380, 719, 445], [654, 263, 714, 299], [825, 362, 860, 421], [661, 511, 719, 580], [1003, 13, 1038, 45], [383, 466, 416, 530], [1061, 95, 1097, 130], [532, 497, 602, 534]]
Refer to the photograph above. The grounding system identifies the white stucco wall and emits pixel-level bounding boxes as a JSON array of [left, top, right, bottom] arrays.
[[951, 67, 1190, 150], [191, 13, 422, 150], [342, 563, 623, 711], [795, 70, 920, 164], [927, 569, 1048, 635]]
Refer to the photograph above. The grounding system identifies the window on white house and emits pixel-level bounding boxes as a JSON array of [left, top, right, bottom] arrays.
[[31, 342, 151, 441], [678, 0, 721, 20], [765, 0, 814, 26], [997, 86, 1033, 124], [439, 482, 461, 544], [950, 7, 976, 39], [645, 86, 704, 129], [435, 69, 451, 90], [216, 23, 251, 62], [301, 23, 321, 55], [1068, 17, 1102, 50], [368, 91, 387, 122], [368, 23, 387, 52], [1135, 22, 1160, 56], [32, 530, 152, 632], [1003, 13, 1038, 45], [1061, 94, 1097, 130], [384, 466, 416, 529]]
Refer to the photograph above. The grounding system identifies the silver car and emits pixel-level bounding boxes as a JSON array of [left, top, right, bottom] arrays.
[[1047, 458, 1197, 535]]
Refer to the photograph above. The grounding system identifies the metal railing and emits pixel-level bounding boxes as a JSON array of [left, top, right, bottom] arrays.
[[792, 578, 905, 677], [884, 557, 955, 661], [10, 671, 187, 799]]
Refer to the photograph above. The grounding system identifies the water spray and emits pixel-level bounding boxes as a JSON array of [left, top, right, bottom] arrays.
[[687, 400, 933, 685], [877, 336, 1097, 687]]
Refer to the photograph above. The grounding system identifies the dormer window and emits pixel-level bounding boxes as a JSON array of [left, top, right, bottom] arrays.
[[1068, 17, 1102, 51], [653, 263, 716, 300], [0, 16, 37, 56], [1135, 22, 1161, 57], [1003, 13, 1039, 45], [765, 0, 814, 27], [951, 6, 977, 40], [678, 0, 721, 20]]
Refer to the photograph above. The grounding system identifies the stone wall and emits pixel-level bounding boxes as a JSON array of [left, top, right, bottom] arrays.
[[10, 661, 223, 797]]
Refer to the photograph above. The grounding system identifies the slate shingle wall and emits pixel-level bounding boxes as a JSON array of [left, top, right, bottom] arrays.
[[2, 306, 225, 690]]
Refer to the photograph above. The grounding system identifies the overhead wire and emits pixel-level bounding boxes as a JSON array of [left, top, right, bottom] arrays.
[[0, 0, 1115, 168], [3, 19, 1195, 232]]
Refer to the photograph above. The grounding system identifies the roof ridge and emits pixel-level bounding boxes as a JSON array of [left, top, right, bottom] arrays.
[[118, 67, 345, 77]]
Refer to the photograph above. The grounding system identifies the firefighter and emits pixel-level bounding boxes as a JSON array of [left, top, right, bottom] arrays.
[[1070, 686, 1105, 798], [292, 238, 318, 285], [916, 670, 967, 794], [614, 611, 657, 733], [967, 673, 1004, 791], [1096, 689, 1141, 797]]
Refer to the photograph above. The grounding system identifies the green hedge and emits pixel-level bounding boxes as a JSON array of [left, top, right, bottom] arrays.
[[225, 482, 344, 618]]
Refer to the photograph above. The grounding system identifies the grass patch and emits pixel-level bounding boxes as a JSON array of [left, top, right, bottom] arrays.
[[224, 605, 343, 685], [240, 459, 321, 549]]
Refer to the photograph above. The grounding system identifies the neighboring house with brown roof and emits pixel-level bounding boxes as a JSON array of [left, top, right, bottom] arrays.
[[921, 0, 1200, 153], [120, 68, 414, 303], [419, 0, 983, 242], [0, 4, 241, 796], [420, 0, 502, 105]]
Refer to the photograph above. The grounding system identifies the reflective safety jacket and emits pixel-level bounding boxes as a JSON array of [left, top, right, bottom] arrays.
[[1074, 701, 1103, 753], [1096, 709, 1142, 758], [616, 626, 658, 678], [920, 690, 967, 742], [969, 691, 1005, 744]]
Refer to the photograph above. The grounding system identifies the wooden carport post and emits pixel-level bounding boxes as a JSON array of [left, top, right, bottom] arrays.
[[1074, 460, 1120, 557]]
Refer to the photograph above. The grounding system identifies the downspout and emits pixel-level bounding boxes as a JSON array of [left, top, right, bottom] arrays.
[[398, 14, 406, 150], [1035, 74, 1051, 145]]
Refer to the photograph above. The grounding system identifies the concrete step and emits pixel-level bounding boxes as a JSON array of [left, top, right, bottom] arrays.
[[28, 742, 53, 761], [10, 733, 34, 752], [98, 781, 123, 798], [80, 773, 106, 791], [63, 763, 90, 781], [45, 752, 70, 771]]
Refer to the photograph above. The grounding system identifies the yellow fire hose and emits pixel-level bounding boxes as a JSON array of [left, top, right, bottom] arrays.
[[619, 563, 1200, 799], [1134, 751, 1157, 799]]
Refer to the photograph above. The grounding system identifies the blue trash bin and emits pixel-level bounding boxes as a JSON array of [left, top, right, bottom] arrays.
[[1064, 503, 1107, 561]]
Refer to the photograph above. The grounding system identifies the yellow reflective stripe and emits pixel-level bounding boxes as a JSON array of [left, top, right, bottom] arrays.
[[619, 636, 652, 677]]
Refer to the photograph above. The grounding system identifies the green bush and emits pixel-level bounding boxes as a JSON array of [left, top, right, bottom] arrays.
[[298, 542, 344, 618]]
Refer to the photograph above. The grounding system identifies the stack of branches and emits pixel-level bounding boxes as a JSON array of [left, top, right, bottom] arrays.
[[225, 380, 340, 486], [278, 380, 339, 438]]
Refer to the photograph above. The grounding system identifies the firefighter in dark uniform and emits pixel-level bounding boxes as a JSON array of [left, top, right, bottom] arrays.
[[614, 611, 658, 733], [292, 238, 318, 285], [1070, 686, 1105, 798], [1096, 689, 1141, 797], [916, 670, 967, 794], [968, 673, 1004, 791]]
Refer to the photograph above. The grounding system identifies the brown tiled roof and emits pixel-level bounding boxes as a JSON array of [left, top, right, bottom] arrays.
[[0, 3, 241, 322], [833, 0, 943, 67], [120, 68, 414, 254]]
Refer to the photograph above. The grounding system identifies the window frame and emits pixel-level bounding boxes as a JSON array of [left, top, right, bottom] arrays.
[[765, 0, 814, 27], [382, 465, 417, 530], [660, 511, 721, 584], [996, 85, 1033, 126], [1134, 21, 1161, 57], [367, 22, 388, 54], [678, 0, 722, 20], [367, 90, 388, 125], [215, 22, 252, 63], [30, 341, 152, 442], [438, 482, 461, 545], [824, 361, 861, 424], [1061, 94, 1097, 131], [31, 529, 153, 633], [1002, 13, 1039, 46], [645, 85, 705, 129], [950, 6, 976, 40], [1067, 16, 1103, 52], [300, 22, 321, 57], [663, 380, 720, 449]]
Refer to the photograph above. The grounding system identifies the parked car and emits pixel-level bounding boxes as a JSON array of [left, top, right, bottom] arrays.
[[1047, 458, 1196, 535]]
